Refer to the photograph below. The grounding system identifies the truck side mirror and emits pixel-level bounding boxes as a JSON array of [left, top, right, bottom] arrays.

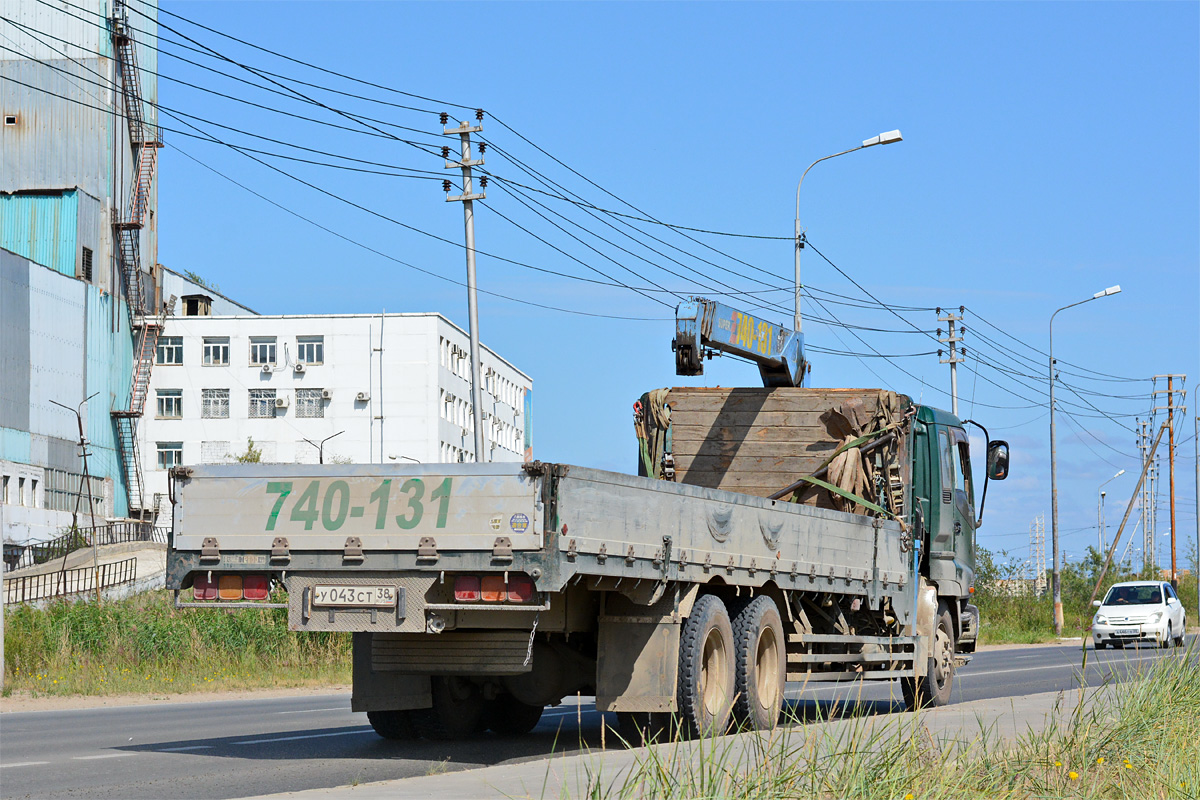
[[987, 440, 1010, 481]]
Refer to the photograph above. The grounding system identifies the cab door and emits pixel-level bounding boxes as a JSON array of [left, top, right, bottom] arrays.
[[927, 425, 974, 596]]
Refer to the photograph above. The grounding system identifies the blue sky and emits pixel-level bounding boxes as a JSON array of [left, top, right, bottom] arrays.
[[147, 1, 1197, 567]]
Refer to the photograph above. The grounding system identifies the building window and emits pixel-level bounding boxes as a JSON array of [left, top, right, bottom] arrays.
[[156, 389, 183, 419], [249, 388, 276, 418], [203, 337, 230, 366], [295, 388, 324, 418], [157, 442, 183, 470], [249, 337, 277, 365], [156, 336, 183, 365], [80, 247, 93, 282], [296, 335, 324, 364], [17, 477, 25, 505], [1, 475, 7, 504], [201, 388, 230, 419]]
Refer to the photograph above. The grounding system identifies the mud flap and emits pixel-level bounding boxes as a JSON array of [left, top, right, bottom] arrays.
[[350, 632, 432, 713], [912, 579, 938, 680]]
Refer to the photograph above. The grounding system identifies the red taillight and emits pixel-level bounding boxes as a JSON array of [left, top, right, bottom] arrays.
[[244, 574, 269, 601], [481, 575, 506, 602], [507, 574, 535, 603], [218, 574, 243, 601], [454, 575, 481, 602], [193, 574, 217, 601]]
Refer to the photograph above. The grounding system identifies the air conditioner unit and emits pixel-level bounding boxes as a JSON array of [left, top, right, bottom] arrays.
[[261, 364, 273, 374], [321, 389, 332, 400], [356, 391, 371, 402], [274, 396, 289, 408], [294, 363, 306, 374]]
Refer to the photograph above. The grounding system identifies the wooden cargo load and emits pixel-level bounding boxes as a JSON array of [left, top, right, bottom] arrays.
[[636, 387, 911, 514]]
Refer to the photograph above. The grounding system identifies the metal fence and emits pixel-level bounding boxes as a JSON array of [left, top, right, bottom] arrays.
[[3, 557, 138, 604], [2, 522, 167, 573]]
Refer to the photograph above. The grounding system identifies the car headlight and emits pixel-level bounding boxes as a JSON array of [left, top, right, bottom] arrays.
[[1151, 611, 1164, 623], [1095, 615, 1108, 625]]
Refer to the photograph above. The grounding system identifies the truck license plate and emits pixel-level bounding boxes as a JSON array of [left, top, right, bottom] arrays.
[[313, 585, 397, 608], [1113, 628, 1138, 637]]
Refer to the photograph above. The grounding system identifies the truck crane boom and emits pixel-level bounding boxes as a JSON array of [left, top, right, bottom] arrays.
[[673, 297, 808, 387]]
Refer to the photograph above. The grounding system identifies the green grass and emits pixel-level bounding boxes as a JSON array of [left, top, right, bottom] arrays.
[[580, 642, 1200, 799], [3, 590, 349, 697]]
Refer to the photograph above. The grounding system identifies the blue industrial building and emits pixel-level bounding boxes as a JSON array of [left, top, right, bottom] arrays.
[[1, 0, 160, 548]]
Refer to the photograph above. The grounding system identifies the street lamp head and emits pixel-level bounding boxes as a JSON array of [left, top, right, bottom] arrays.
[[1115, 469, 1125, 478], [1093, 285, 1121, 299], [862, 130, 903, 148]]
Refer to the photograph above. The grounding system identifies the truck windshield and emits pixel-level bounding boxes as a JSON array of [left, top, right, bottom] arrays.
[[1103, 585, 1162, 605]]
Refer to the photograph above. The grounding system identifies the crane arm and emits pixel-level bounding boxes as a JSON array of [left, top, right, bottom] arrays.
[[673, 297, 808, 387]]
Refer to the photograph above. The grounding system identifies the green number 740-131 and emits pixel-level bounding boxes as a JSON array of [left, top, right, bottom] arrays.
[[265, 478, 452, 532]]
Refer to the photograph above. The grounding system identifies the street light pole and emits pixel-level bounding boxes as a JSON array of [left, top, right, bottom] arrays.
[[1049, 285, 1121, 635], [303, 431, 344, 465], [1098, 469, 1125, 553], [794, 130, 902, 334]]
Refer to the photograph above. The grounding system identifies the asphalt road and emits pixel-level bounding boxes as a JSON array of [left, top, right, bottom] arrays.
[[1, 637, 1194, 800]]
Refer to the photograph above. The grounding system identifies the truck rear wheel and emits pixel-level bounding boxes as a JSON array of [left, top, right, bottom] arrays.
[[410, 676, 483, 740], [902, 603, 955, 710], [366, 709, 416, 740], [486, 694, 544, 736], [677, 593, 735, 738], [731, 595, 785, 730], [616, 712, 671, 746]]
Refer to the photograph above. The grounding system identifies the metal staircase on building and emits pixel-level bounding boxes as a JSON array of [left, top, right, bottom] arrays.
[[108, 0, 162, 519]]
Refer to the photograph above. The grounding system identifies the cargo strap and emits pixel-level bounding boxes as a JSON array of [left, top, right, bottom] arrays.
[[791, 475, 894, 518]]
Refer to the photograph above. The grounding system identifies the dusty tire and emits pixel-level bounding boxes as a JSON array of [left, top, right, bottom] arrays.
[[410, 676, 484, 740], [486, 694, 544, 736], [677, 594, 735, 738], [367, 709, 417, 740], [1094, 640, 1107, 650], [731, 595, 785, 731], [616, 712, 670, 746], [902, 603, 955, 710]]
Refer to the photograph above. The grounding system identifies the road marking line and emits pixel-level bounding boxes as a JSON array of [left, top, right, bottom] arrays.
[[276, 708, 346, 715], [0, 762, 50, 769], [234, 728, 373, 745], [73, 753, 134, 760], [965, 652, 1169, 678], [157, 745, 213, 752]]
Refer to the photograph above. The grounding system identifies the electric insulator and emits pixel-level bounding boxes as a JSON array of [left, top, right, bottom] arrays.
[[476, 108, 485, 122], [443, 180, 452, 193], [439, 112, 449, 125], [478, 142, 486, 154], [480, 176, 489, 189], [442, 146, 450, 159]]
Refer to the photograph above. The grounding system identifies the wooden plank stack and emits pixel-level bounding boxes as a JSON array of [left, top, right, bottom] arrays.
[[666, 387, 899, 506]]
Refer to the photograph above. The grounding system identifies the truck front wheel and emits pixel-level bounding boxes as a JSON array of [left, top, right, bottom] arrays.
[[677, 593, 736, 738], [731, 595, 785, 730], [902, 603, 955, 710]]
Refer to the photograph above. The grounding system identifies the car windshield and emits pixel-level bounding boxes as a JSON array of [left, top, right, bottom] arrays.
[[1103, 585, 1162, 605]]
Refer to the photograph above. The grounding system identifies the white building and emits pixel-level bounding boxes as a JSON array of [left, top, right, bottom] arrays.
[[137, 313, 531, 513]]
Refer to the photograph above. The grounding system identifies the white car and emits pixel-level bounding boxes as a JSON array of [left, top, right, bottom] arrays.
[[1092, 580, 1187, 649]]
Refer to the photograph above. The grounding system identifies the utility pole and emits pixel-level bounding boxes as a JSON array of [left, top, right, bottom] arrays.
[[1152, 375, 1186, 587], [937, 307, 965, 417], [442, 110, 488, 463], [1029, 513, 1046, 595]]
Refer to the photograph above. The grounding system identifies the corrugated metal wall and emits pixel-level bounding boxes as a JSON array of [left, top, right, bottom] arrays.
[[0, 191, 79, 276], [86, 284, 131, 518]]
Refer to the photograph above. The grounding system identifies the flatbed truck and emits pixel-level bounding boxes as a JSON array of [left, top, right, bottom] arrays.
[[166, 380, 1009, 741]]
